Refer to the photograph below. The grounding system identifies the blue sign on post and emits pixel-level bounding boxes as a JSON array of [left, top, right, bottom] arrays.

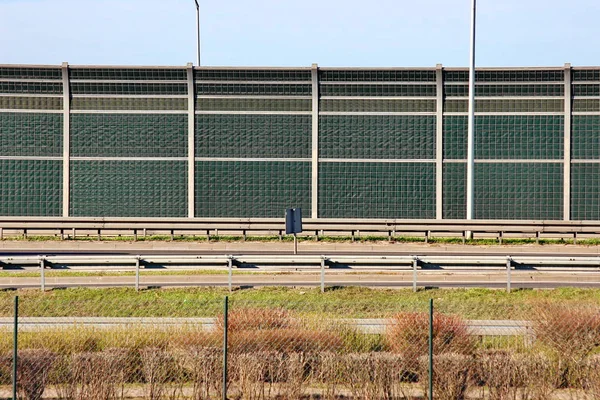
[[285, 208, 302, 234]]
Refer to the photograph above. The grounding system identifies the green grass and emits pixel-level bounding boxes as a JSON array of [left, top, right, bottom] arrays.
[[2, 234, 593, 245], [0, 286, 599, 319]]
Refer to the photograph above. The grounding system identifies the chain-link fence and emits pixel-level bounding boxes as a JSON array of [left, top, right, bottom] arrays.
[[1, 294, 600, 399]]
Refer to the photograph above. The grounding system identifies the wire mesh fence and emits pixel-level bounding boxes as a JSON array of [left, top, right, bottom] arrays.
[[1, 294, 600, 399]]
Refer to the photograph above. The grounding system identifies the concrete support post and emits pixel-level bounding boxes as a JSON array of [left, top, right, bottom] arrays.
[[564, 63, 572, 221], [311, 63, 319, 219], [61, 62, 70, 217], [435, 64, 444, 219], [187, 63, 196, 218]]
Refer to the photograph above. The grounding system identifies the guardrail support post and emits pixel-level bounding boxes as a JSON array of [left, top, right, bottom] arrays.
[[72, 228, 76, 240], [320, 257, 326, 293], [573, 232, 577, 245], [134, 229, 138, 242], [228, 257, 233, 293], [413, 257, 418, 292], [135, 256, 141, 291], [40, 257, 45, 292], [0, 228, 3, 241], [536, 231, 540, 244], [506, 256, 512, 293], [498, 231, 503, 245]]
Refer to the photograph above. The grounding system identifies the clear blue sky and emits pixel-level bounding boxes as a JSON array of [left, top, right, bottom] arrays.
[[1, 0, 598, 67]]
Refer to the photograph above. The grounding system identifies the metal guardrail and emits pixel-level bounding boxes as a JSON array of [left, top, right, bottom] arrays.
[[2, 217, 600, 242], [1, 254, 600, 292], [0, 317, 531, 337]]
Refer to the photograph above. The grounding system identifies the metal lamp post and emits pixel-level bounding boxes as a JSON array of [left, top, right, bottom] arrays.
[[466, 0, 477, 234], [194, 0, 201, 66]]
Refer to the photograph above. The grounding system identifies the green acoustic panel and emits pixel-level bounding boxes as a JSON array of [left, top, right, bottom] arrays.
[[70, 160, 187, 217], [71, 114, 187, 157], [444, 70, 563, 82], [71, 83, 187, 95], [0, 67, 62, 79], [320, 99, 436, 112], [0, 160, 62, 216], [319, 115, 436, 159], [0, 113, 62, 157], [443, 116, 468, 160], [0, 82, 62, 94], [572, 116, 600, 159], [474, 163, 563, 220], [443, 116, 564, 160], [445, 84, 564, 97], [573, 70, 600, 81], [195, 115, 311, 158], [573, 85, 600, 97], [319, 162, 436, 218], [70, 68, 186, 80], [572, 164, 600, 220], [320, 84, 435, 97], [0, 97, 62, 110], [196, 84, 311, 96], [444, 99, 564, 113], [196, 98, 311, 112], [71, 98, 187, 111], [195, 69, 310, 81], [319, 70, 436, 82], [195, 161, 311, 217], [475, 116, 563, 159], [442, 163, 467, 219]]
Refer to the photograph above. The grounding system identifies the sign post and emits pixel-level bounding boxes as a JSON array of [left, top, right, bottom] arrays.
[[285, 208, 303, 255]]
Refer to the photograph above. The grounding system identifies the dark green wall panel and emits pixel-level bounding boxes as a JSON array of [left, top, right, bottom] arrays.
[[572, 116, 600, 159], [572, 164, 600, 220], [443, 163, 467, 219], [70, 161, 187, 217], [0, 113, 62, 156], [195, 161, 311, 217], [71, 114, 187, 157], [0, 160, 62, 216], [195, 115, 311, 158], [474, 163, 563, 219], [443, 116, 563, 160], [319, 116, 435, 159], [319, 162, 435, 218]]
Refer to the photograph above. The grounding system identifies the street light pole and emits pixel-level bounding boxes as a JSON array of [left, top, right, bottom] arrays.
[[194, 0, 201, 66], [466, 0, 476, 226]]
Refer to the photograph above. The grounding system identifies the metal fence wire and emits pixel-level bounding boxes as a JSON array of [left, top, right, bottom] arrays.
[[2, 295, 600, 399]]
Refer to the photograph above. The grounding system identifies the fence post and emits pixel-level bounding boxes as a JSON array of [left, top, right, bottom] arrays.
[[222, 296, 228, 400], [506, 256, 512, 293], [429, 298, 433, 400], [13, 296, 18, 400]]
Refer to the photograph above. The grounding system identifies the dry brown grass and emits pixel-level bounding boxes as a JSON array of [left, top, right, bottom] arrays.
[[385, 312, 475, 364], [419, 353, 474, 400], [14, 349, 56, 400], [216, 308, 296, 332]]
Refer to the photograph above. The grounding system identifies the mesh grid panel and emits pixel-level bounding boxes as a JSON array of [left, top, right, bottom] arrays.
[[0, 113, 62, 157], [70, 68, 186, 80], [319, 115, 435, 159], [195, 69, 311, 81], [0, 96, 62, 110], [71, 83, 187, 95], [474, 163, 563, 219], [0, 159, 62, 216], [0, 82, 62, 94], [320, 84, 435, 97], [443, 116, 468, 160], [444, 84, 564, 97], [318, 162, 436, 218], [71, 98, 187, 111], [573, 84, 600, 97], [70, 160, 187, 217], [196, 98, 311, 112], [195, 161, 311, 217], [443, 163, 467, 219], [572, 116, 600, 159], [320, 99, 436, 112], [319, 70, 436, 82], [0, 67, 62, 79], [444, 70, 564, 82], [195, 115, 311, 158], [71, 114, 187, 157], [196, 84, 311, 96], [444, 99, 564, 113], [572, 163, 600, 220]]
